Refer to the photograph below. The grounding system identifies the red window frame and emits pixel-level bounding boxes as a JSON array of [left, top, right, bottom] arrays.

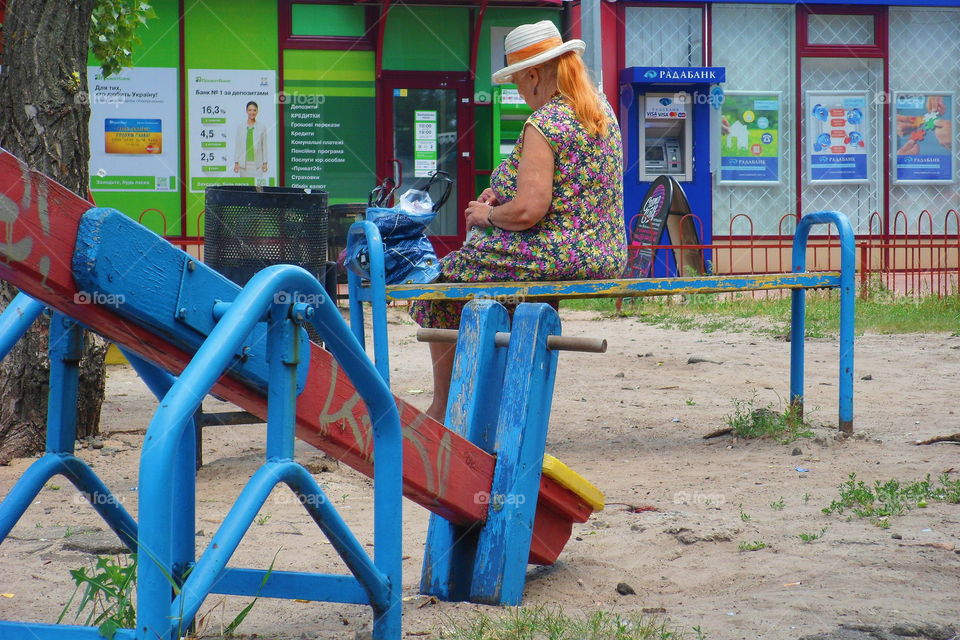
[[795, 5, 889, 235]]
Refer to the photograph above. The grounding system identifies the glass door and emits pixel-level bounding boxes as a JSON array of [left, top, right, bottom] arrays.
[[380, 73, 472, 256]]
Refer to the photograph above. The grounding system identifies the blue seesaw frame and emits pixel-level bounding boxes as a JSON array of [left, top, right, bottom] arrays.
[[0, 209, 403, 640]]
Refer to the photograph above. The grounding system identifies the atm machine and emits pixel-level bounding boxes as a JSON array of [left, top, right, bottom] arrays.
[[620, 66, 725, 276]]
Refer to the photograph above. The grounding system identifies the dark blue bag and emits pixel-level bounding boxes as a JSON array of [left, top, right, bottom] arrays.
[[346, 172, 451, 285]]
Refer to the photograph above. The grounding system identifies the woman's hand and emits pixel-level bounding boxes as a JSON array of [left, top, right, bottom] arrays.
[[477, 188, 499, 206], [464, 201, 493, 229]]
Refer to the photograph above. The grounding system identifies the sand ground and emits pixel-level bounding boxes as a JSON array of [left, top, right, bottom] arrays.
[[0, 307, 958, 639]]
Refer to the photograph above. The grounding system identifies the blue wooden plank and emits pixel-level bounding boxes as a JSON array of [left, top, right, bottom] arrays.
[[469, 304, 562, 605], [211, 568, 370, 604], [72, 208, 309, 395], [420, 300, 510, 601], [383, 272, 842, 302]]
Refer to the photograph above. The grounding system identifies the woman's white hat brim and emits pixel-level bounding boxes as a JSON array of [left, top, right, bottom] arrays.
[[492, 39, 585, 85]]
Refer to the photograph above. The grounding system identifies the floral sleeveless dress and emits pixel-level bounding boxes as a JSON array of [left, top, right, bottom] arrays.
[[410, 93, 626, 329]]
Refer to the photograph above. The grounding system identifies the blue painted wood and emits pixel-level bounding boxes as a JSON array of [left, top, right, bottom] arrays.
[[469, 304, 562, 605], [347, 220, 390, 384], [212, 569, 370, 604], [382, 272, 842, 302], [420, 300, 510, 601], [72, 208, 309, 395]]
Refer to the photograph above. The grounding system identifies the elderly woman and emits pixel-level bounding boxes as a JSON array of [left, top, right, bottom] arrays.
[[412, 20, 626, 420]]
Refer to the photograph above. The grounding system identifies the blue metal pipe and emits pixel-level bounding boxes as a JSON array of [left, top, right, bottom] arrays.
[[137, 264, 402, 639], [0, 454, 137, 551], [791, 211, 856, 432], [346, 220, 390, 386], [0, 293, 45, 360]]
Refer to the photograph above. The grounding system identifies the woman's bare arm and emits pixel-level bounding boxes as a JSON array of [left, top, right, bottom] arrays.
[[465, 124, 554, 231]]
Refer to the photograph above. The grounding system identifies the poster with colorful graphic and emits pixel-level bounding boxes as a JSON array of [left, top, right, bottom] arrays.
[[806, 91, 869, 184], [893, 92, 954, 184], [718, 92, 780, 185], [188, 69, 277, 192], [87, 67, 178, 191]]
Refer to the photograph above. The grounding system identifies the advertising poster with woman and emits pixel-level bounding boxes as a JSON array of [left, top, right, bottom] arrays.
[[806, 91, 870, 184], [718, 92, 781, 185], [188, 69, 278, 192], [894, 92, 954, 184]]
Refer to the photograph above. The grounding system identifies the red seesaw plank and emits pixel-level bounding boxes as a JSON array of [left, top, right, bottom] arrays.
[[0, 149, 594, 564]]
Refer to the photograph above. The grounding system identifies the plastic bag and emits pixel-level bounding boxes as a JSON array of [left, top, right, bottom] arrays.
[[345, 172, 452, 285]]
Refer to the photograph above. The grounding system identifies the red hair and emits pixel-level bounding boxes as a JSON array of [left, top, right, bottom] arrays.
[[554, 52, 608, 138]]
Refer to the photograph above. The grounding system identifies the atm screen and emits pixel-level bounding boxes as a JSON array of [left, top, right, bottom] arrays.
[[645, 145, 664, 162]]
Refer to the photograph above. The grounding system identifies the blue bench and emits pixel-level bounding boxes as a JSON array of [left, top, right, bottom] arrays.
[[347, 211, 856, 432]]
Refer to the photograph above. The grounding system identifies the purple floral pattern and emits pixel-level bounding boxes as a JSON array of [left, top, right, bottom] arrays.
[[411, 93, 625, 329]]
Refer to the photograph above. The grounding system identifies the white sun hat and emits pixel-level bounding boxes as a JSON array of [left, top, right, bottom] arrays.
[[492, 20, 586, 85]]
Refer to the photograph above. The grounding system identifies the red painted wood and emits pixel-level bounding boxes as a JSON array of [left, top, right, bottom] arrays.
[[0, 148, 589, 563]]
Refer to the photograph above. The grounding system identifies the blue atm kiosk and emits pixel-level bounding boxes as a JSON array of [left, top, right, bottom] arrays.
[[620, 66, 725, 276]]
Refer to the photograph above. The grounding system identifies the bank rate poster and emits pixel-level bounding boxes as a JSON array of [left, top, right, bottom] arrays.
[[718, 92, 780, 185], [188, 69, 277, 192], [806, 92, 869, 184], [894, 92, 954, 184], [87, 67, 179, 191]]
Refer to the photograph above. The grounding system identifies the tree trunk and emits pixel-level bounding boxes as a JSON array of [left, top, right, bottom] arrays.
[[0, 0, 107, 464]]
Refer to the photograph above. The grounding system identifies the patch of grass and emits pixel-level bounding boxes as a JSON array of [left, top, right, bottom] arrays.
[[738, 504, 751, 522], [798, 528, 827, 543], [769, 497, 786, 511], [254, 513, 271, 525], [803, 492, 811, 504], [738, 541, 767, 552], [822, 473, 960, 524], [59, 555, 137, 640], [436, 605, 696, 640], [561, 291, 960, 336], [726, 397, 814, 444]]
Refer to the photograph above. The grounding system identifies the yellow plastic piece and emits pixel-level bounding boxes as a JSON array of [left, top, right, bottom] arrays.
[[541, 454, 605, 511], [105, 343, 128, 365]]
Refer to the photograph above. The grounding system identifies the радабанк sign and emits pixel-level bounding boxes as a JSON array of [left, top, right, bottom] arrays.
[[632, 67, 726, 84]]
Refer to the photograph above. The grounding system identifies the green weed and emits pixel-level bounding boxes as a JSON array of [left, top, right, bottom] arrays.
[[255, 513, 271, 525], [738, 504, 751, 522], [798, 528, 827, 543], [436, 605, 696, 639], [823, 473, 960, 524], [770, 497, 786, 511], [726, 397, 814, 444], [58, 555, 137, 640], [738, 541, 767, 552]]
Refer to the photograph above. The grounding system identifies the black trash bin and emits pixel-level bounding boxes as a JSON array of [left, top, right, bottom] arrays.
[[204, 186, 329, 287]]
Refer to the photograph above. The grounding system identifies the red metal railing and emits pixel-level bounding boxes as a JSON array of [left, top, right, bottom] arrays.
[[634, 211, 959, 298]]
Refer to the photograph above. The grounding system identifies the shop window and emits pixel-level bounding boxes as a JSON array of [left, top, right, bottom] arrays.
[[624, 6, 702, 68], [889, 6, 960, 234], [291, 4, 366, 38], [807, 14, 874, 46]]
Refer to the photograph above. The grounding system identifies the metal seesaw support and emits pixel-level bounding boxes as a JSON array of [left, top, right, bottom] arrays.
[[135, 264, 402, 640], [0, 298, 139, 588]]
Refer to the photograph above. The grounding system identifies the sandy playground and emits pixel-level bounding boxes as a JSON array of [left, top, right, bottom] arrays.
[[0, 306, 958, 639]]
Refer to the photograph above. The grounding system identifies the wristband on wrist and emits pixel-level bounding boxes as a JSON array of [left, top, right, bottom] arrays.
[[487, 206, 497, 228]]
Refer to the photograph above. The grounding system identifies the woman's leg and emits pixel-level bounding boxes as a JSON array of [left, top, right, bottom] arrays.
[[425, 341, 456, 422]]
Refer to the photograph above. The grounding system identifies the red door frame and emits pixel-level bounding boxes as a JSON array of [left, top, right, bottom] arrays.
[[795, 5, 889, 240], [377, 71, 474, 256]]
